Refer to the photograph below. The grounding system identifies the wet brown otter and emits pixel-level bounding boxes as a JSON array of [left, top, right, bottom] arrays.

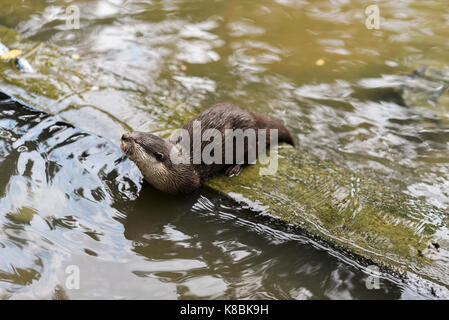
[[121, 103, 294, 194]]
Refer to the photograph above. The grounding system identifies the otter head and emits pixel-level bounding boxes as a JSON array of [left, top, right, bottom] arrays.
[[121, 131, 169, 165], [120, 131, 200, 194]]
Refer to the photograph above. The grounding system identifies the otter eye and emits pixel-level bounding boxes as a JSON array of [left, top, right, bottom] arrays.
[[155, 152, 164, 161]]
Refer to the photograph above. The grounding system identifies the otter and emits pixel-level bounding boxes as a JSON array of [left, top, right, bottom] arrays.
[[120, 103, 294, 194]]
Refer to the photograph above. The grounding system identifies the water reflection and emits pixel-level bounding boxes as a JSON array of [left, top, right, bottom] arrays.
[[1, 0, 449, 299], [2, 0, 446, 210], [0, 93, 409, 299], [118, 186, 405, 299]]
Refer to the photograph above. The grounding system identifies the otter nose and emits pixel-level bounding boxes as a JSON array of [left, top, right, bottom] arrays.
[[121, 132, 131, 141]]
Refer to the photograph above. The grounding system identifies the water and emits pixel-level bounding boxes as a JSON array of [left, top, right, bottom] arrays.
[[1, 0, 449, 299]]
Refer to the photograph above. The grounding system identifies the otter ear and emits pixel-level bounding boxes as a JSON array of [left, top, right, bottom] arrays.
[[155, 152, 165, 162]]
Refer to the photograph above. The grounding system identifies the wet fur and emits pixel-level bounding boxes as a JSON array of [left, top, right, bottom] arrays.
[[122, 103, 294, 194]]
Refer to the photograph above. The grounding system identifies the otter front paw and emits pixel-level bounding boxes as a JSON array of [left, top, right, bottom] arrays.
[[225, 164, 242, 177]]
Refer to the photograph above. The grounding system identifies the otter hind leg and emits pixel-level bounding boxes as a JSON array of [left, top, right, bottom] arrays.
[[225, 164, 243, 177]]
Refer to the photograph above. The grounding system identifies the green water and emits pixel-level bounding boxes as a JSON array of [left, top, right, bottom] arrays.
[[1, 0, 449, 299]]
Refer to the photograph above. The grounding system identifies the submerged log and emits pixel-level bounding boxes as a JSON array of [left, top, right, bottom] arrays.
[[206, 146, 449, 289]]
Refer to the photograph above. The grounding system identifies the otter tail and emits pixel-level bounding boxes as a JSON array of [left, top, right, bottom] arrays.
[[252, 112, 295, 146]]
